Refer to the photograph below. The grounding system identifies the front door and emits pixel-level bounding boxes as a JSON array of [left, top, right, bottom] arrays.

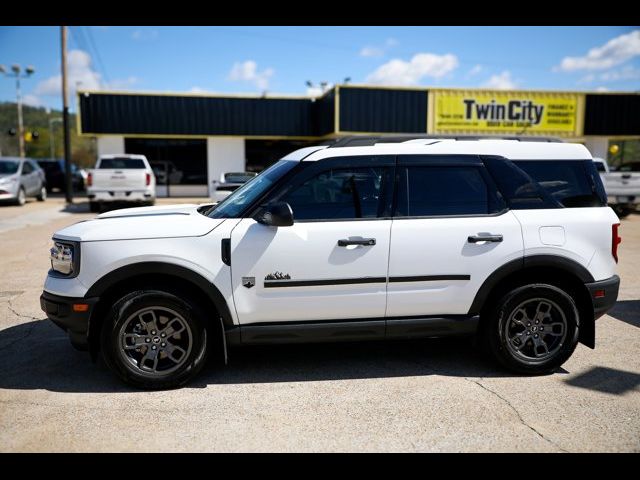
[[230, 162, 393, 324], [386, 158, 524, 317]]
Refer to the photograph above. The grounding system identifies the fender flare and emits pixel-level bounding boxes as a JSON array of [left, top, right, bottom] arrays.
[[468, 254, 596, 348], [85, 261, 234, 360], [468, 254, 594, 314]]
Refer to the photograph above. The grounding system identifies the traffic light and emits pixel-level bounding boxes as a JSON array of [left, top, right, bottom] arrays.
[[23, 131, 39, 142]]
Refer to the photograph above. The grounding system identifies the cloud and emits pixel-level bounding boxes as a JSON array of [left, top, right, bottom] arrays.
[[22, 94, 43, 107], [596, 86, 610, 92], [365, 53, 459, 85], [228, 60, 274, 91], [104, 76, 140, 90], [482, 71, 518, 90], [188, 87, 209, 93], [360, 38, 400, 58], [467, 64, 483, 76], [556, 30, 640, 72], [34, 50, 101, 98], [579, 65, 640, 84], [360, 46, 385, 58], [132, 28, 158, 41], [33, 49, 139, 100], [306, 83, 334, 96]]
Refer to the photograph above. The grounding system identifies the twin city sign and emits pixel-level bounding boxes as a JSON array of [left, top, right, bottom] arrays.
[[432, 89, 583, 136]]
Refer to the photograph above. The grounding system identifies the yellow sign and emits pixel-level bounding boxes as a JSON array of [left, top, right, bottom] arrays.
[[433, 90, 582, 136]]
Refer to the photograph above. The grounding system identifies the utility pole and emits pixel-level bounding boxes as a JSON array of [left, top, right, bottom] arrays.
[[61, 26, 73, 203]]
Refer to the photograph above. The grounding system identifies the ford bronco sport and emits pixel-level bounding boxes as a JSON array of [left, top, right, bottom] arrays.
[[41, 139, 621, 389]]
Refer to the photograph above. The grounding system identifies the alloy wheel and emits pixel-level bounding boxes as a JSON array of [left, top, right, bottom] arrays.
[[504, 298, 568, 362], [117, 306, 193, 376]]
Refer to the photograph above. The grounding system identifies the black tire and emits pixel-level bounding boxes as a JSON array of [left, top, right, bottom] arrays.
[[89, 201, 100, 213], [101, 290, 208, 389], [36, 185, 47, 201], [612, 205, 632, 218], [482, 284, 579, 375]]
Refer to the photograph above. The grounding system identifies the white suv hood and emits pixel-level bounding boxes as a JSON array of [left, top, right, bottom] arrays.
[[53, 204, 224, 242]]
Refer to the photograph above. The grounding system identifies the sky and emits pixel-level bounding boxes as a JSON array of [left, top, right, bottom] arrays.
[[0, 26, 639, 111]]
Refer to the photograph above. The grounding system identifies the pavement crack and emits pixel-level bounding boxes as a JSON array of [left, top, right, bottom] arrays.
[[0, 299, 41, 350], [467, 378, 568, 453]]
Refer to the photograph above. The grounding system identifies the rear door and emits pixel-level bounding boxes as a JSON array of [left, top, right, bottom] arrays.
[[20, 160, 38, 195], [386, 155, 524, 317], [230, 156, 394, 325]]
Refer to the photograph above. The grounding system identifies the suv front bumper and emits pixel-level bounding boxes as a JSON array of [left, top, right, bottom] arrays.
[[585, 275, 620, 319], [40, 291, 99, 350]]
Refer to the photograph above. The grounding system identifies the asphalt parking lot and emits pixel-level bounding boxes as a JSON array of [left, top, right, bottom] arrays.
[[0, 197, 638, 452]]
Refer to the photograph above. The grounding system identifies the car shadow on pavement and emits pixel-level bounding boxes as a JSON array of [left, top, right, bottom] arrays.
[[607, 300, 640, 328], [564, 366, 640, 395], [0, 318, 523, 393]]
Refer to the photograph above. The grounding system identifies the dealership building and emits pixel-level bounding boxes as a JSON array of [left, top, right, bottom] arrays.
[[78, 85, 640, 197]]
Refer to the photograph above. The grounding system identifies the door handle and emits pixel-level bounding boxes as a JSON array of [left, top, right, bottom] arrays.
[[338, 238, 376, 247], [468, 234, 503, 243]]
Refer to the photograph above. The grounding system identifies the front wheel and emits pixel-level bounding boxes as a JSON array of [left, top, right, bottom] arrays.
[[36, 186, 47, 201], [101, 290, 208, 389], [14, 187, 26, 206], [482, 284, 579, 375]]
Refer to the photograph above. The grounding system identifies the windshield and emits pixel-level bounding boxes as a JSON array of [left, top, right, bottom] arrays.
[[0, 160, 20, 175], [207, 160, 298, 218]]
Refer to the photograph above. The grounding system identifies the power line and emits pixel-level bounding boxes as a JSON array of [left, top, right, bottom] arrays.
[[84, 26, 111, 85]]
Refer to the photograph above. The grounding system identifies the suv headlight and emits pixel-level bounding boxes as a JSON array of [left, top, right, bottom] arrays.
[[49, 240, 79, 277]]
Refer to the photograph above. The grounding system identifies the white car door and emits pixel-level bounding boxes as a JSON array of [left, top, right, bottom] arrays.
[[386, 157, 524, 317], [230, 159, 394, 325]]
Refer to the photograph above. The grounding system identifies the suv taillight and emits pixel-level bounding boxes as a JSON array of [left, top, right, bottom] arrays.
[[87, 172, 92, 187], [612, 223, 622, 263], [145, 173, 151, 186]]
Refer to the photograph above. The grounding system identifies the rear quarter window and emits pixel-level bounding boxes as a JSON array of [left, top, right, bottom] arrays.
[[513, 160, 607, 208]]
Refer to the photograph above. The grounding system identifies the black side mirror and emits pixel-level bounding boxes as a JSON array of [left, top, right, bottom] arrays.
[[254, 202, 294, 227]]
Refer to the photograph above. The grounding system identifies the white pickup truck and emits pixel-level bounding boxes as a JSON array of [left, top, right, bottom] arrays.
[[593, 157, 640, 218], [87, 154, 156, 212]]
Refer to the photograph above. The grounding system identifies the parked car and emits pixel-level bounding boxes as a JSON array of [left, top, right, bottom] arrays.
[[41, 139, 620, 389], [211, 171, 257, 203], [86, 154, 156, 212], [593, 158, 640, 218], [0, 157, 47, 205], [35, 159, 85, 193]]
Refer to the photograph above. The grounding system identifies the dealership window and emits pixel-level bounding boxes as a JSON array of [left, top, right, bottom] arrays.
[[124, 138, 207, 186]]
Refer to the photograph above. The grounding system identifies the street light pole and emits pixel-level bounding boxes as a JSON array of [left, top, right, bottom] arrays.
[[16, 75, 25, 158], [61, 26, 73, 203], [0, 64, 35, 158]]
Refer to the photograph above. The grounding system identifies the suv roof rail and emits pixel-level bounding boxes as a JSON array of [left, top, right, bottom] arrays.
[[325, 135, 565, 148]]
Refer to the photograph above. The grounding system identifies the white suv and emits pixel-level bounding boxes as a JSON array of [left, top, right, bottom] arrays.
[[41, 139, 621, 389]]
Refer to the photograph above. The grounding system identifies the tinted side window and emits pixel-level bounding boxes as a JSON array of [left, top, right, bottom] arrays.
[[482, 156, 557, 210], [21, 162, 33, 174], [395, 166, 502, 217], [513, 160, 607, 208], [282, 167, 385, 220]]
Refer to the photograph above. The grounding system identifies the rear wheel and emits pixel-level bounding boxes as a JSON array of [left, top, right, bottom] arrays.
[[101, 290, 208, 389], [36, 186, 47, 201], [482, 284, 579, 375]]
